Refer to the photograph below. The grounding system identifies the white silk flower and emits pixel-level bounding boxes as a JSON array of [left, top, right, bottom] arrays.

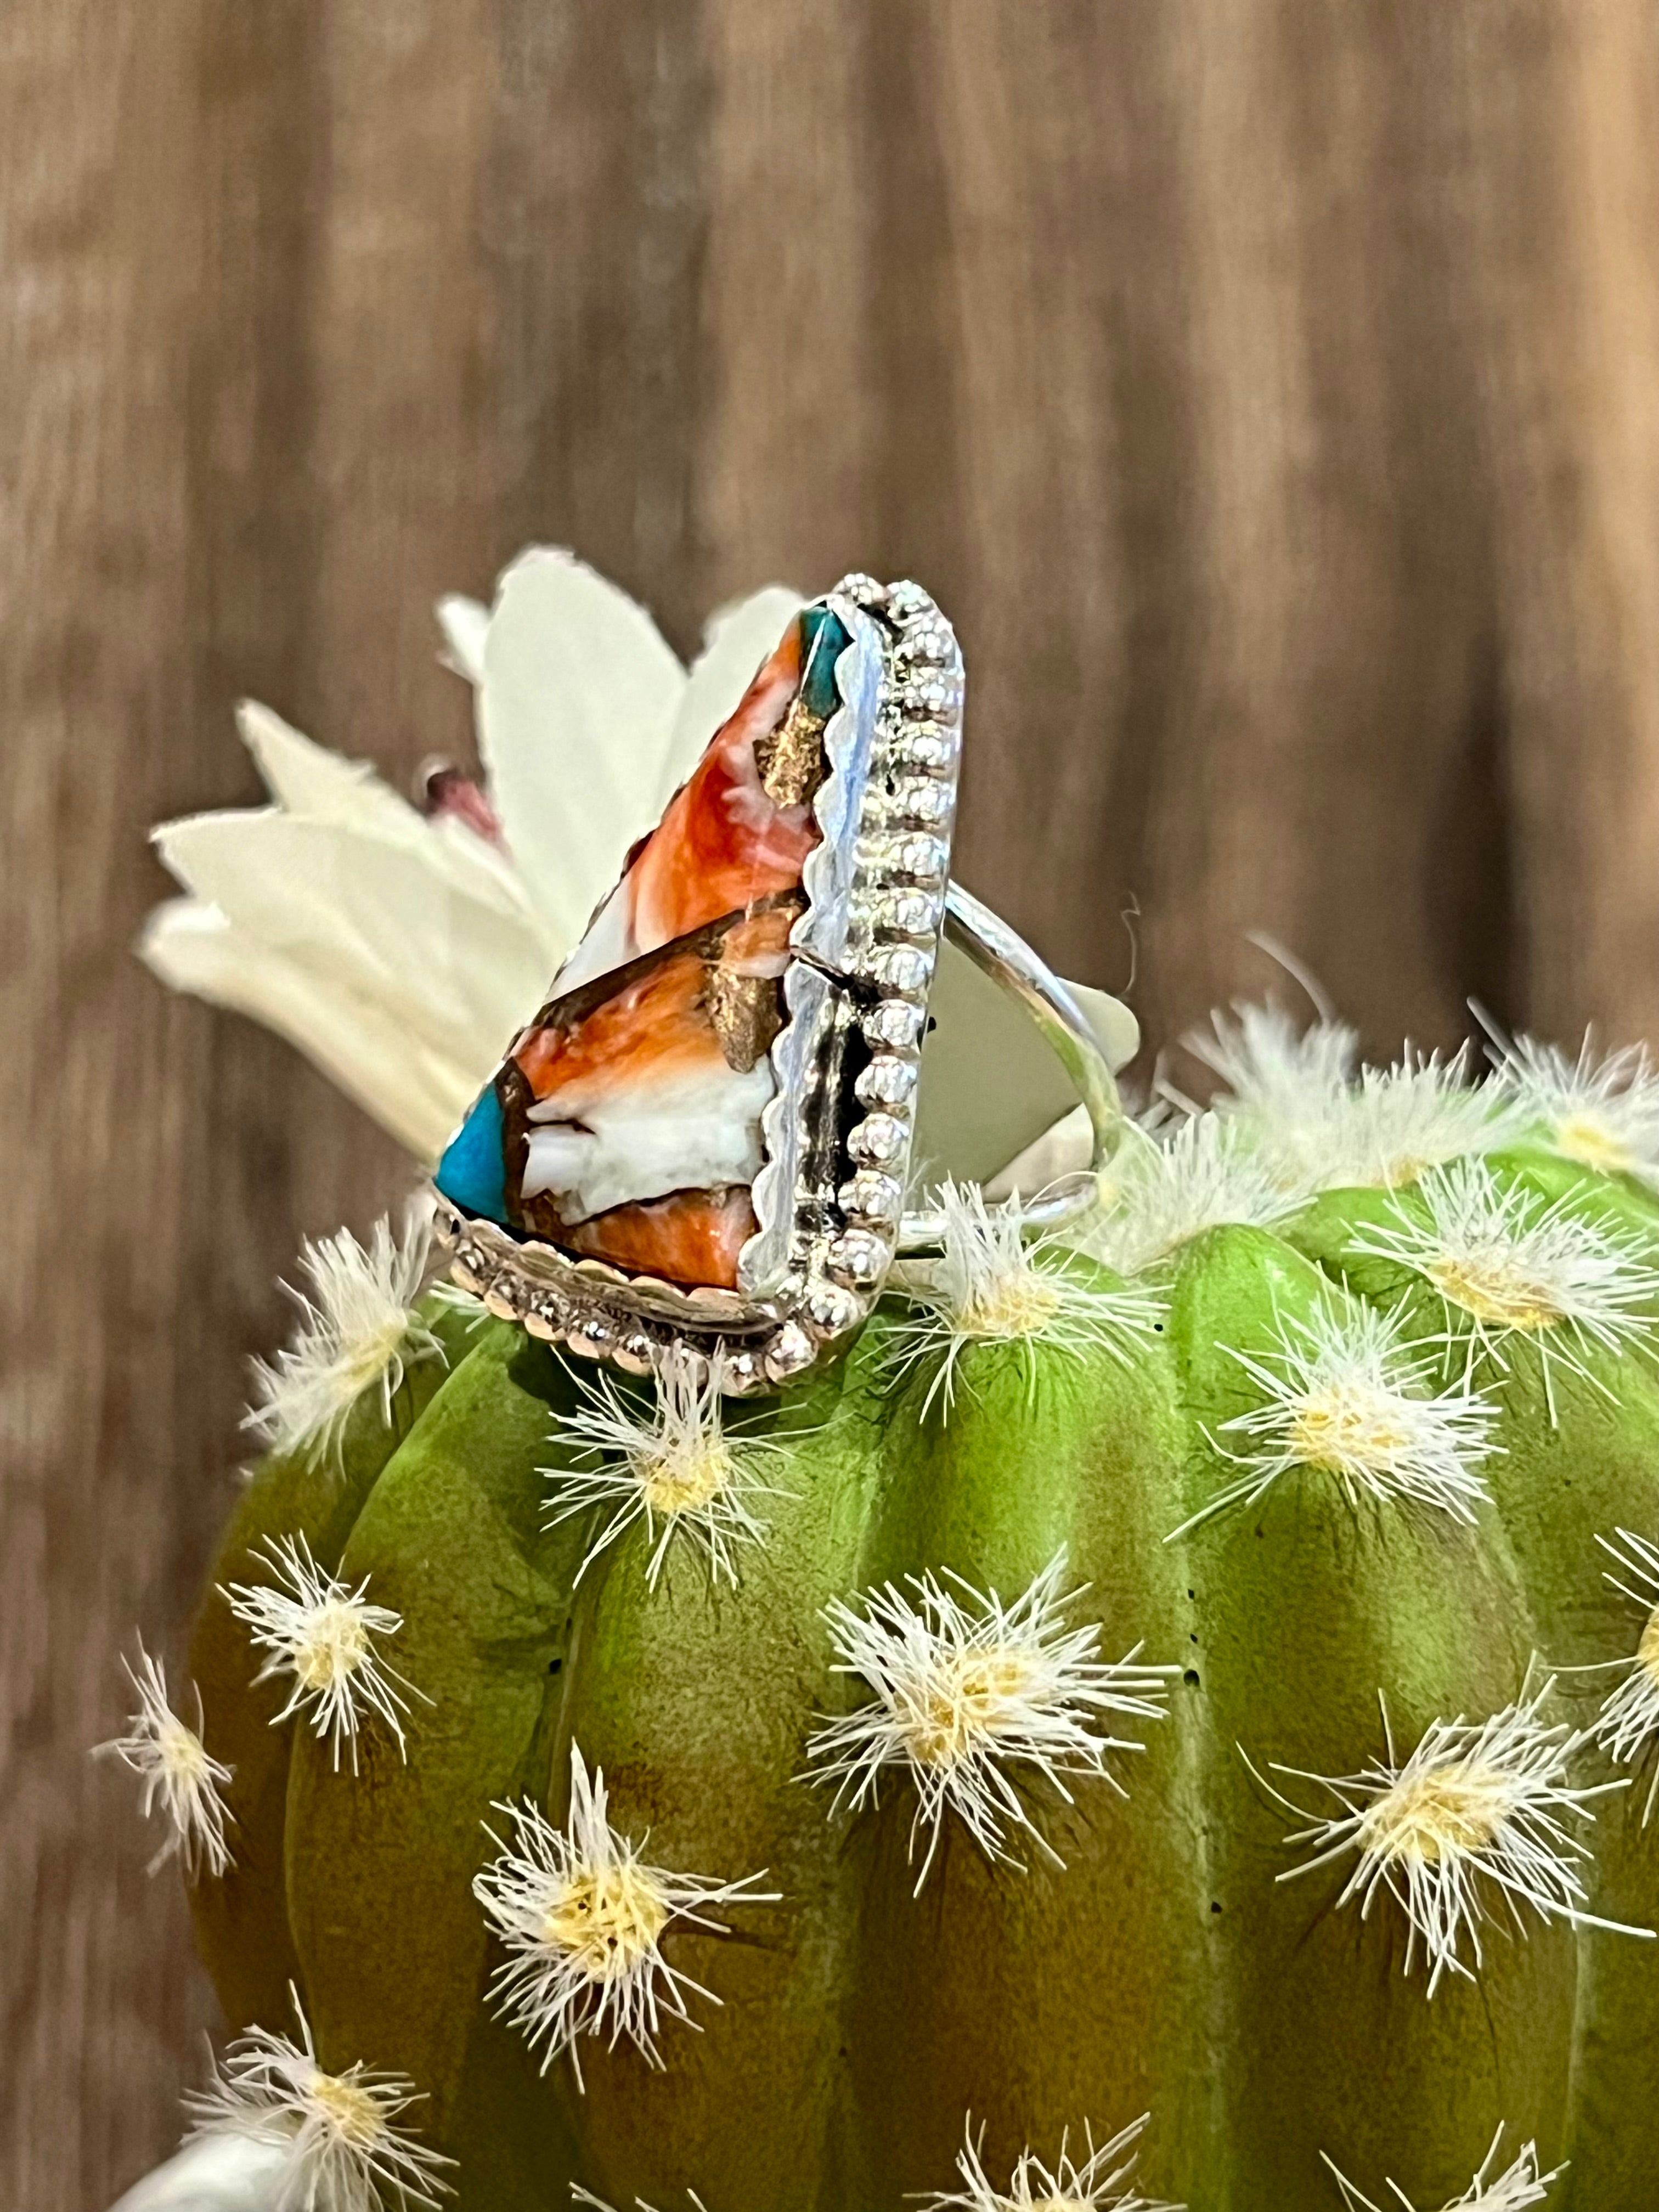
[[143, 550, 1133, 1182]]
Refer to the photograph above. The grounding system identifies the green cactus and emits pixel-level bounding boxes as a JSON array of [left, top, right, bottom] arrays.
[[155, 1028, 1659, 2212]]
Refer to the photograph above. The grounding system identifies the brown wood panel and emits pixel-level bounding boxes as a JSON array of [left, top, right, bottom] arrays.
[[6, 3, 1659, 2203], [4, 12, 215, 2209], [1464, 1, 1659, 1041]]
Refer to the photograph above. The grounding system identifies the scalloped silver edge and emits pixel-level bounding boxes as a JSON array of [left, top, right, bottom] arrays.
[[739, 594, 883, 1301]]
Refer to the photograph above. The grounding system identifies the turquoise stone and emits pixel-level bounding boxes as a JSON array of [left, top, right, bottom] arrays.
[[799, 606, 850, 721], [436, 1085, 510, 1227]]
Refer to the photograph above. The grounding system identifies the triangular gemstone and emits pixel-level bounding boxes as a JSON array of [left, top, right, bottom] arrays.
[[437, 603, 852, 1290], [438, 574, 964, 1385]]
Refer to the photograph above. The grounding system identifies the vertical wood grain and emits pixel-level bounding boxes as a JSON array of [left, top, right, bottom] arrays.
[[1465, 0, 1659, 1043], [2, 9, 219, 2206], [7, 3, 1659, 2203]]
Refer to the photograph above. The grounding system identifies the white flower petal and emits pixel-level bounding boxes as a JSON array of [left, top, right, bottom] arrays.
[[140, 900, 485, 1162], [659, 584, 805, 804], [107, 2133, 289, 2212], [152, 812, 557, 1068], [1071, 981, 1140, 1073], [478, 547, 688, 943], [986, 1104, 1094, 1200], [159, 701, 545, 957], [149, 558, 1135, 1194], [148, 656, 668, 1165], [234, 701, 426, 844], [914, 934, 1136, 1189], [436, 592, 490, 685]]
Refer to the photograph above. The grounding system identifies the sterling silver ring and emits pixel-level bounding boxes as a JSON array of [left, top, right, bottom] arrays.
[[433, 574, 1122, 1391]]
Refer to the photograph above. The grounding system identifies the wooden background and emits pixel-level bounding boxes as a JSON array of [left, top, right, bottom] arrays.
[[8, 3, 1659, 2204]]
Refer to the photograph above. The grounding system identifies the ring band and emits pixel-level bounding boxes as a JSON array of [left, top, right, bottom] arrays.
[[896, 883, 1121, 1250], [434, 574, 1119, 1391]]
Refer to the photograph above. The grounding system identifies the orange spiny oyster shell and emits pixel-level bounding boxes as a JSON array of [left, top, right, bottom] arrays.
[[436, 603, 851, 1291]]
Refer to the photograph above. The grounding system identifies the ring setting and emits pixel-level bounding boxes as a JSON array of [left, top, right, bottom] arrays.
[[433, 574, 1118, 1390]]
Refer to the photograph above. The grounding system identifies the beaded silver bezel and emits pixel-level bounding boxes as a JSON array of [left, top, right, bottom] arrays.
[[436, 575, 963, 1392]]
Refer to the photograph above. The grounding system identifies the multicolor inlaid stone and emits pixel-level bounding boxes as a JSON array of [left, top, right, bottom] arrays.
[[436, 605, 850, 1290]]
